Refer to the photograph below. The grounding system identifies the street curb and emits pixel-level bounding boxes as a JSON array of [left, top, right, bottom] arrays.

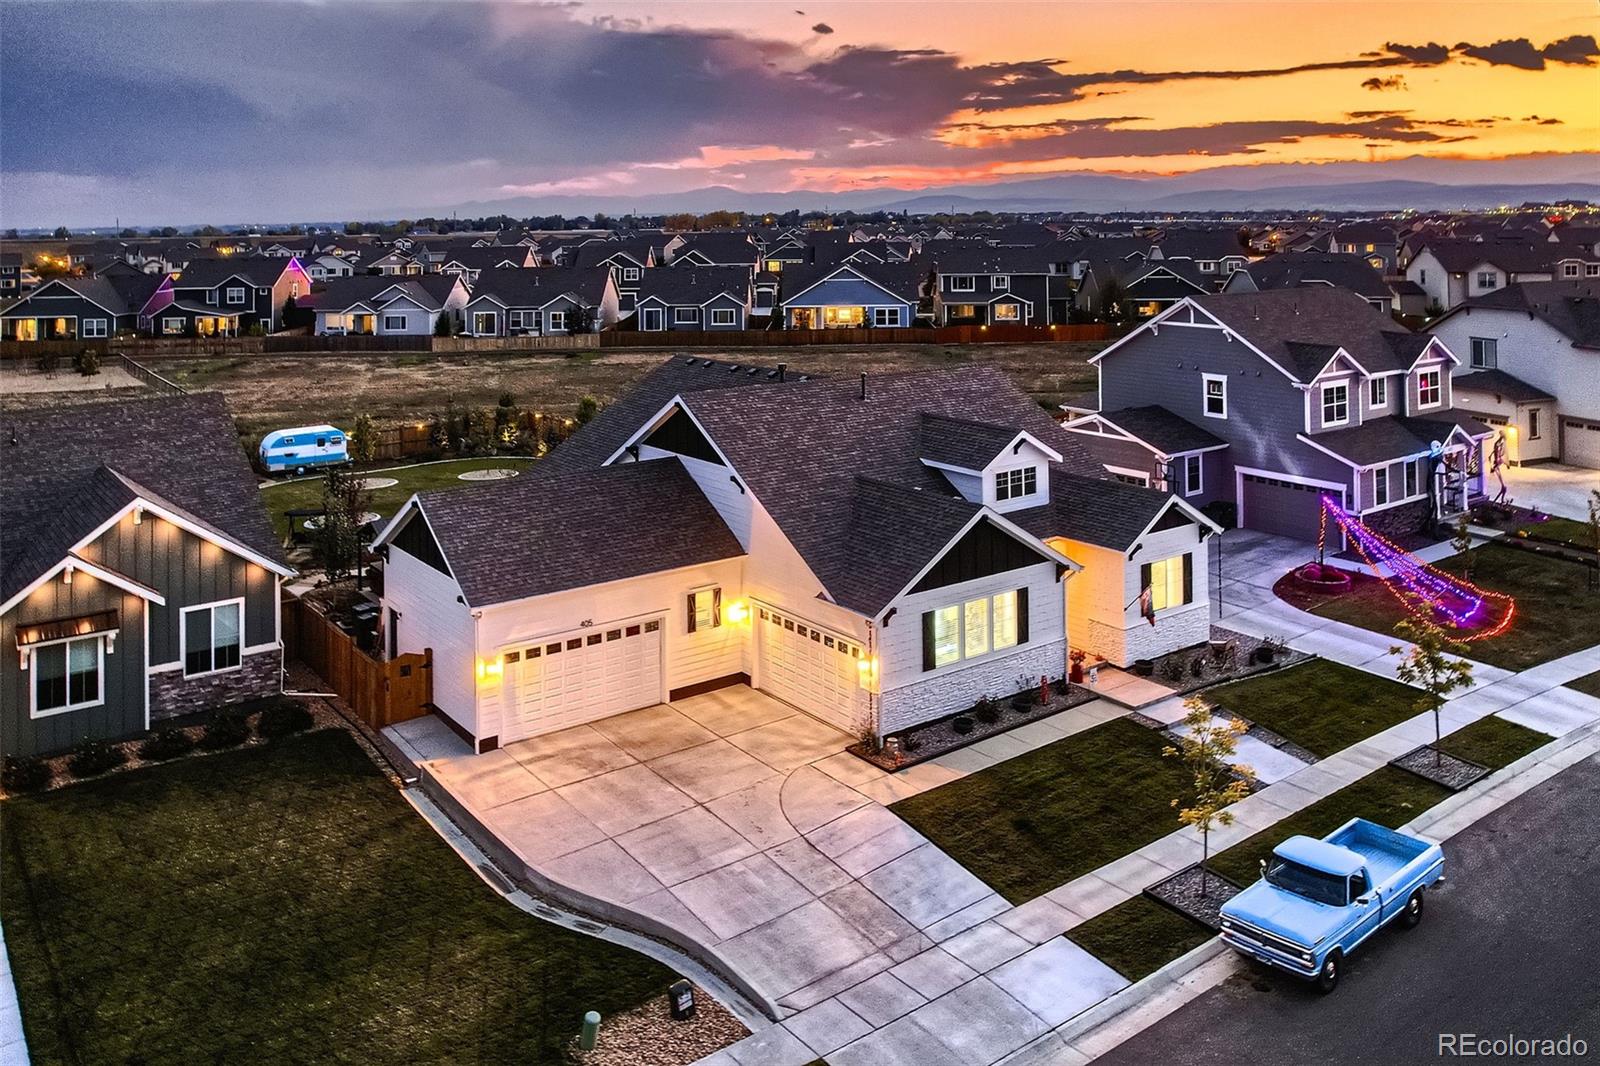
[[1057, 938, 1228, 1042]]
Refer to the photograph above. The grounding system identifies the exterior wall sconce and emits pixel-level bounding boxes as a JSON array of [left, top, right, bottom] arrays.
[[132, 505, 144, 525], [857, 655, 880, 693], [724, 600, 750, 625]]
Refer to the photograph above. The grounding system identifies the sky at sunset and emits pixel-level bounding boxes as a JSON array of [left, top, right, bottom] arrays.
[[2, 0, 1596, 225]]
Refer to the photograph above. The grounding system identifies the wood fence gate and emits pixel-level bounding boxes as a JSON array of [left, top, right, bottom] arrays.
[[283, 597, 432, 729]]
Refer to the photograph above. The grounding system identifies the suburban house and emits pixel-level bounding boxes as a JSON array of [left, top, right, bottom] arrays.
[[779, 261, 928, 329], [630, 268, 753, 331], [1222, 252, 1398, 313], [313, 275, 468, 336], [931, 246, 1070, 325], [1, 251, 22, 298], [305, 253, 357, 281], [1072, 287, 1493, 543], [571, 240, 657, 313], [437, 246, 536, 285], [0, 274, 170, 341], [1429, 280, 1600, 468], [164, 257, 311, 334], [371, 357, 1217, 753], [1329, 222, 1401, 274], [459, 267, 620, 336], [668, 232, 761, 270], [366, 250, 421, 276], [1075, 258, 1210, 320], [0, 393, 293, 758], [1404, 240, 1557, 312]]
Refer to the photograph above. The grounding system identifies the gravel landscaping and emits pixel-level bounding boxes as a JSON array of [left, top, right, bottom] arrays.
[[1391, 745, 1490, 790], [850, 679, 1095, 771], [1139, 628, 1306, 694], [570, 985, 748, 1066], [1144, 864, 1243, 931]]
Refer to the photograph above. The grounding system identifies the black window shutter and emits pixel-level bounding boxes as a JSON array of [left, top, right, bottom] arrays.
[[1181, 554, 1193, 605], [1016, 587, 1029, 645], [686, 592, 697, 634], [712, 587, 722, 627], [1140, 562, 1151, 596], [922, 611, 936, 671]]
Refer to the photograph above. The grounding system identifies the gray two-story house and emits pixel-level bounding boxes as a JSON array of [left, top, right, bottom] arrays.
[[1, 393, 294, 757], [931, 245, 1071, 325], [1068, 287, 1493, 544]]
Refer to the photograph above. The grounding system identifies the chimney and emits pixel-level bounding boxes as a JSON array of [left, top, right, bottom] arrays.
[[777, 362, 787, 382], [860, 373, 868, 401]]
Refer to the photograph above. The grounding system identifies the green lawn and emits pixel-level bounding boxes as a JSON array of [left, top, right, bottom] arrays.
[[1306, 544, 1599, 671], [1568, 670, 1600, 699], [1064, 713, 1552, 982], [1, 730, 672, 1065], [260, 456, 538, 540], [889, 718, 1197, 904], [1066, 896, 1215, 982], [1513, 516, 1596, 548], [1204, 659, 1420, 758]]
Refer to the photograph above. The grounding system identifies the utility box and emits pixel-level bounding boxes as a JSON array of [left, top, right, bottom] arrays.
[[668, 979, 696, 1021]]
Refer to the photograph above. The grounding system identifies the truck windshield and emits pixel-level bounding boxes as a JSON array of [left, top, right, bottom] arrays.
[[1265, 857, 1347, 907]]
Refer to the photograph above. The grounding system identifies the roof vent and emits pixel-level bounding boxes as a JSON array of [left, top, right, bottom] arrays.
[[860, 373, 869, 401], [777, 362, 787, 382]]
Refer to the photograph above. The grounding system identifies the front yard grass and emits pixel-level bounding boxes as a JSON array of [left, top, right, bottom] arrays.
[[1304, 543, 1600, 671], [260, 456, 538, 540], [1, 729, 673, 1065], [1513, 516, 1596, 548], [889, 717, 1196, 904], [1062, 713, 1552, 982], [1567, 670, 1600, 699], [1204, 659, 1420, 758]]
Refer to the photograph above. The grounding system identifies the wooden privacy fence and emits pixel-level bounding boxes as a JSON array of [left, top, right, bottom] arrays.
[[283, 596, 432, 730], [600, 322, 1111, 347]]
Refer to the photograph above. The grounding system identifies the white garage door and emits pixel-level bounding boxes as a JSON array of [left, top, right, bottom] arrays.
[[755, 604, 866, 735], [1563, 418, 1600, 469], [500, 619, 663, 742]]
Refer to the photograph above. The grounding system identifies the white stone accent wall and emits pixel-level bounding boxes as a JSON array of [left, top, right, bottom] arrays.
[[879, 638, 1067, 735]]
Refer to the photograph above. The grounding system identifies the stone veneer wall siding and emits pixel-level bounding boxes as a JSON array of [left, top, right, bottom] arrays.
[[878, 638, 1066, 736], [149, 647, 282, 720], [1362, 499, 1432, 541]]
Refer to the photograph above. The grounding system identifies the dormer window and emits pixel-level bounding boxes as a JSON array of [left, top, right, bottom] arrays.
[[1418, 369, 1442, 408], [1321, 383, 1350, 427], [995, 467, 1037, 501]]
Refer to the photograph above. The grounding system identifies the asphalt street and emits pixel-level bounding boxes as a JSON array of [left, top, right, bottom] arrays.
[[1095, 754, 1600, 1065]]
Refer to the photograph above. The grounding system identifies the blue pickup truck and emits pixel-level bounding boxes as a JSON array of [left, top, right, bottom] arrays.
[[1219, 817, 1444, 992]]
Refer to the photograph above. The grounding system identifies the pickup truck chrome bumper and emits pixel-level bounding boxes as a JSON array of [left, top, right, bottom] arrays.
[[1220, 928, 1319, 978]]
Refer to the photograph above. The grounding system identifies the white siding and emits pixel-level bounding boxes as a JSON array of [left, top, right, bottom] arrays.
[[1433, 311, 1600, 448], [473, 557, 746, 742], [384, 544, 479, 736], [1058, 523, 1211, 667], [877, 561, 1066, 735]]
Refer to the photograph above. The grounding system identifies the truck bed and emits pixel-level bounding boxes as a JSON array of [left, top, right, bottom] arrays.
[[1327, 819, 1430, 887]]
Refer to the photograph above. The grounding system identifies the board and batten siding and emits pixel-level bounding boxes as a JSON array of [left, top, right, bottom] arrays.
[[79, 513, 277, 665], [385, 539, 479, 739], [1, 579, 148, 757], [877, 559, 1066, 735]]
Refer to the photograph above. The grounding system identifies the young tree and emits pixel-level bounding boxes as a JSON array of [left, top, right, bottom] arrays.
[[575, 394, 601, 425], [316, 468, 373, 583], [1391, 616, 1475, 766], [350, 412, 379, 465], [1163, 697, 1255, 896], [1451, 513, 1474, 580], [1587, 491, 1600, 591]]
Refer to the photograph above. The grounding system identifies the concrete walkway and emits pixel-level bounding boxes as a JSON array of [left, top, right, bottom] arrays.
[[0, 916, 27, 1066], [1502, 462, 1600, 520]]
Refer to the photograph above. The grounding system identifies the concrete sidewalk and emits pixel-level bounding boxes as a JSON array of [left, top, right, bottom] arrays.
[[0, 916, 28, 1066]]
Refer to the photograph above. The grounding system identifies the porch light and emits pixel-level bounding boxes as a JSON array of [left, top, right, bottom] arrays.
[[62, 565, 73, 585], [476, 657, 503, 681], [857, 655, 880, 693], [132, 505, 144, 526], [724, 600, 750, 625]]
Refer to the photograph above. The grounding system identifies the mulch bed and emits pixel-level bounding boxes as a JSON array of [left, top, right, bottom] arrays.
[[1144, 863, 1245, 931], [1390, 744, 1492, 791], [850, 682, 1097, 771], [569, 985, 748, 1066], [1139, 627, 1308, 698]]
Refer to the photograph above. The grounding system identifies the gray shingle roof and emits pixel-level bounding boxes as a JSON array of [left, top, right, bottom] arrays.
[[1194, 287, 1424, 379], [634, 267, 751, 307], [1453, 369, 1556, 403], [780, 259, 930, 305], [1100, 406, 1227, 455], [1437, 280, 1600, 349], [414, 460, 744, 608], [1236, 252, 1392, 301], [918, 413, 1021, 471], [467, 266, 612, 308], [2, 392, 285, 603], [1306, 414, 1492, 467], [315, 275, 456, 313]]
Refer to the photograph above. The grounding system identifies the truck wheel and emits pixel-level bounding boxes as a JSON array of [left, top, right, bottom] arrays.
[[1316, 951, 1341, 994], [1401, 889, 1425, 929]]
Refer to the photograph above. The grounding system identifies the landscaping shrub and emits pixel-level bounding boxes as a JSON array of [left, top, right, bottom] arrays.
[[199, 711, 250, 750], [1189, 656, 1207, 678], [974, 697, 1000, 725], [2, 754, 53, 794], [256, 700, 314, 739], [137, 727, 196, 762], [67, 739, 128, 779], [1158, 656, 1186, 682], [951, 715, 975, 735], [74, 348, 101, 376]]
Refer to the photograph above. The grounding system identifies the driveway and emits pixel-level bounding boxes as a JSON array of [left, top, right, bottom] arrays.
[[405, 686, 1136, 1063], [1094, 753, 1600, 1066], [1501, 462, 1600, 520]]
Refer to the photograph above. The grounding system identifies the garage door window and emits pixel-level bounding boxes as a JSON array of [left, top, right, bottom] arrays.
[[922, 589, 1028, 671], [687, 587, 722, 633]]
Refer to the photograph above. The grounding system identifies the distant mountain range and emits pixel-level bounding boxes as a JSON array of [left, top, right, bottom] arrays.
[[429, 154, 1600, 220]]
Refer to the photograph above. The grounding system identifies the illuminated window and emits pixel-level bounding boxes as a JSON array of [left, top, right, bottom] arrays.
[[688, 587, 721, 633], [1147, 555, 1189, 612], [931, 605, 961, 667], [471, 311, 497, 335], [993, 303, 1020, 321], [992, 590, 1018, 650], [963, 599, 990, 658], [925, 590, 1026, 670], [1418, 369, 1442, 407]]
